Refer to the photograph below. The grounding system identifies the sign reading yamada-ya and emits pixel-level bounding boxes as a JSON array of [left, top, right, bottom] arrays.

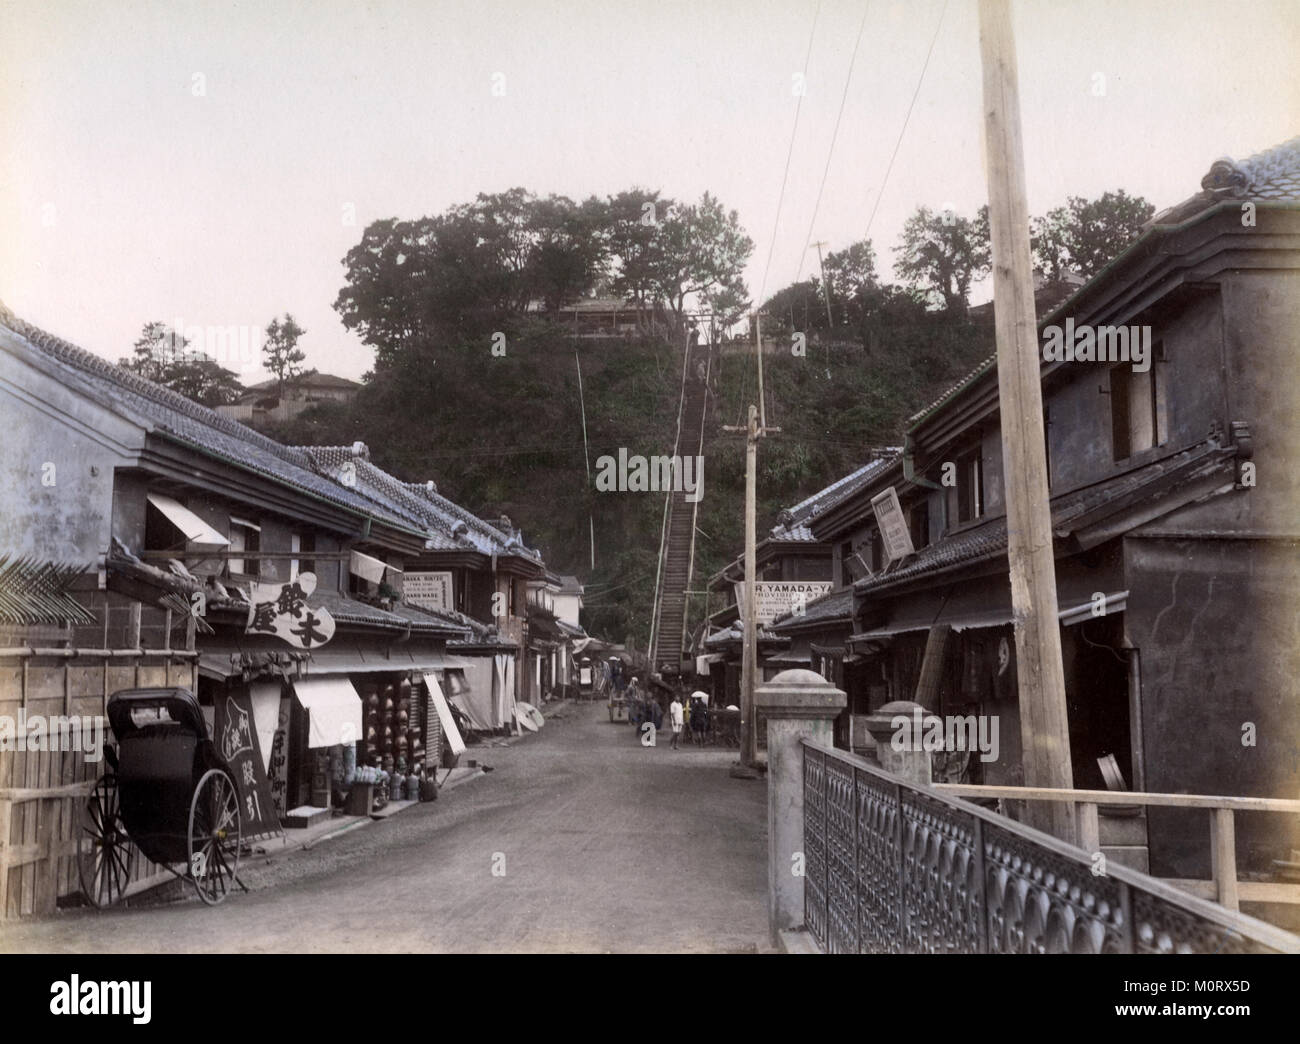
[[405, 571, 453, 611], [734, 581, 833, 624], [871, 486, 914, 564]]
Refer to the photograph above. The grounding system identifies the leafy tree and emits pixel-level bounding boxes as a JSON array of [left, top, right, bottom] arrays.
[[120, 321, 185, 383], [263, 313, 310, 395], [119, 322, 243, 406], [605, 188, 677, 328], [894, 205, 990, 314], [762, 278, 827, 335], [821, 238, 880, 329], [1031, 190, 1155, 280], [528, 194, 609, 313], [649, 192, 753, 338]]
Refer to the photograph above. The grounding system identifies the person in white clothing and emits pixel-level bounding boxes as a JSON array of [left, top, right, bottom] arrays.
[[668, 694, 685, 749]]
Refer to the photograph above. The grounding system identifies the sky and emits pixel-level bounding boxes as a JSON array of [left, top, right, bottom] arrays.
[[2, 0, 1297, 383]]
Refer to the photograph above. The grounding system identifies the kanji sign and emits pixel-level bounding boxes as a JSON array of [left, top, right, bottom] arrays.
[[245, 570, 336, 648], [215, 690, 281, 840]]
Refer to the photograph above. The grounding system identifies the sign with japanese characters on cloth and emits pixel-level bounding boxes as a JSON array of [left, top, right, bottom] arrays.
[[245, 571, 336, 649], [733, 581, 833, 625], [215, 691, 281, 839], [404, 571, 453, 612]]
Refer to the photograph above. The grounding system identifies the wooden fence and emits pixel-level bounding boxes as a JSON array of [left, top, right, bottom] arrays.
[[0, 658, 196, 919]]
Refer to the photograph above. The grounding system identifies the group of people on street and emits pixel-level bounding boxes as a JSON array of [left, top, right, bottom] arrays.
[[626, 682, 712, 748]]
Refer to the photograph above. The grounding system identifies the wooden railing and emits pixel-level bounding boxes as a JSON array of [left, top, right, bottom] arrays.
[[802, 739, 1300, 954], [932, 782, 1300, 912]]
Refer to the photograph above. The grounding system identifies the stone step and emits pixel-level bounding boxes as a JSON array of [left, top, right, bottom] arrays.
[[282, 805, 332, 830]]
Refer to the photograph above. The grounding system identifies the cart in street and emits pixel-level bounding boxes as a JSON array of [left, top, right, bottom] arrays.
[[78, 687, 243, 908]]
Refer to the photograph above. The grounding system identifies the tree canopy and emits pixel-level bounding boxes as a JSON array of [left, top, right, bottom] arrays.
[[335, 187, 753, 365], [1031, 189, 1155, 280], [118, 322, 243, 407]]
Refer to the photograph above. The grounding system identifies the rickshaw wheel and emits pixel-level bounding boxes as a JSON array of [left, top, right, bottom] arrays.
[[78, 773, 134, 909], [187, 768, 241, 906]]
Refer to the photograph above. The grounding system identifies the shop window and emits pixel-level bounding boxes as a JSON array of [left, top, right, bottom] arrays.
[[228, 517, 261, 578], [1110, 350, 1168, 461], [956, 449, 984, 523], [909, 500, 930, 550], [869, 529, 884, 572], [839, 542, 853, 587]]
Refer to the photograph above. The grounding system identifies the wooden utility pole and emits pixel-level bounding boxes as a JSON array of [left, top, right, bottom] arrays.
[[725, 404, 779, 773], [978, 0, 1075, 842], [810, 241, 834, 329]]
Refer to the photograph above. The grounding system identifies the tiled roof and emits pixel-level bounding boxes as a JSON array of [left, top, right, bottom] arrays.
[[906, 355, 995, 428], [773, 454, 900, 538], [769, 586, 855, 632], [1152, 134, 1300, 225], [0, 309, 421, 533], [247, 373, 361, 392], [203, 586, 471, 637], [854, 439, 1237, 596], [703, 622, 787, 648], [295, 445, 543, 562], [709, 453, 903, 584], [911, 135, 1300, 430]]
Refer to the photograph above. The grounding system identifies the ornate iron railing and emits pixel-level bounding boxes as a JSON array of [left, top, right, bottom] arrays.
[[802, 740, 1300, 954]]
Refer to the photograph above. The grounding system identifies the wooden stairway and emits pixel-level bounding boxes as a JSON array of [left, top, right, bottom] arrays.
[[649, 343, 708, 675]]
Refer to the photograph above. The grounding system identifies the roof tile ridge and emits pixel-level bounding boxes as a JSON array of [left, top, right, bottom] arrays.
[[0, 310, 315, 469]]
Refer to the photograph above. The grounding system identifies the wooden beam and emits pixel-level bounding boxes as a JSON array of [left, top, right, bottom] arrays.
[[1077, 802, 1100, 853], [934, 783, 1300, 813], [1211, 808, 1240, 911], [978, 0, 1074, 843]]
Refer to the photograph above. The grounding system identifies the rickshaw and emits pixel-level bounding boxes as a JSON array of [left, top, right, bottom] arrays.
[[78, 687, 243, 907]]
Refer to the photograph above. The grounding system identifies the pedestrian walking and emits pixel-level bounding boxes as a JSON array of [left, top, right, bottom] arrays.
[[690, 690, 710, 746], [668, 694, 684, 749]]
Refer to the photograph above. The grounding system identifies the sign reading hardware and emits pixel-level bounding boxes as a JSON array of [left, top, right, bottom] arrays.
[[405, 571, 454, 611]]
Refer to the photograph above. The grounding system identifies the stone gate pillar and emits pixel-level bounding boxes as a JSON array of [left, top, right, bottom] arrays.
[[755, 668, 846, 943]]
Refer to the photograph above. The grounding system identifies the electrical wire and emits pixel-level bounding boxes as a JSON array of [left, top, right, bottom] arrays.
[[792, 0, 873, 289], [756, 0, 823, 309], [863, 0, 950, 241]]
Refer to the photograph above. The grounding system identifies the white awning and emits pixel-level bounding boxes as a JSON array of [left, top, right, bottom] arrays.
[[292, 676, 363, 749], [147, 493, 229, 551], [350, 549, 391, 584], [421, 671, 465, 756]]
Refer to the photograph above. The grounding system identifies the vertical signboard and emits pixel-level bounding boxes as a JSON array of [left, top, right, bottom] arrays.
[[871, 487, 915, 565]]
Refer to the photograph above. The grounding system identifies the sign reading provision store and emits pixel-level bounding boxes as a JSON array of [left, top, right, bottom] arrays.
[[734, 581, 833, 625]]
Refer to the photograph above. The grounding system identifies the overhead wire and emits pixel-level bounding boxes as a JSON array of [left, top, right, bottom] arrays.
[[863, 0, 950, 240], [791, 0, 873, 290]]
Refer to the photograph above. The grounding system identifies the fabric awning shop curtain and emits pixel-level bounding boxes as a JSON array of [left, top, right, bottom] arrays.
[[421, 671, 466, 756], [292, 676, 363, 748]]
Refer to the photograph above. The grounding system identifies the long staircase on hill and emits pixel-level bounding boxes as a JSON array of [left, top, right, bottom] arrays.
[[649, 340, 709, 676]]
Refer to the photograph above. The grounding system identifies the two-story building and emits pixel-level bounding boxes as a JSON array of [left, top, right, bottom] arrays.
[[780, 136, 1300, 881], [0, 306, 520, 873]]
